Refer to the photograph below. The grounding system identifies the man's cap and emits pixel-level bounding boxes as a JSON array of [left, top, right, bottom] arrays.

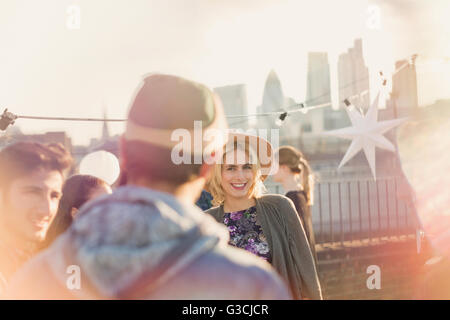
[[124, 74, 228, 157]]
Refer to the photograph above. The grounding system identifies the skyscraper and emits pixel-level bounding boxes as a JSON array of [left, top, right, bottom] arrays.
[[260, 70, 286, 113], [303, 52, 333, 134], [306, 52, 331, 106], [254, 70, 288, 132], [214, 84, 248, 129], [338, 38, 370, 109], [391, 58, 419, 115]]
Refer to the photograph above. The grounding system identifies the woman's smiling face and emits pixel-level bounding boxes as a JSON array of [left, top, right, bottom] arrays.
[[221, 148, 255, 200]]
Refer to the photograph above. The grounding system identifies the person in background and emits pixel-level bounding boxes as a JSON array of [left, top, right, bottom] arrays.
[[195, 189, 213, 211], [40, 175, 112, 250], [5, 74, 290, 300], [0, 142, 72, 295], [205, 134, 322, 300], [272, 146, 318, 263]]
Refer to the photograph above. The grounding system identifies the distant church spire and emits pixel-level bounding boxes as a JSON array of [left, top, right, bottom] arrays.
[[101, 107, 110, 141]]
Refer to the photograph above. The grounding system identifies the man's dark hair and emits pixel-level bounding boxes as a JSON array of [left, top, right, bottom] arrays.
[[0, 142, 73, 190], [122, 140, 202, 186]]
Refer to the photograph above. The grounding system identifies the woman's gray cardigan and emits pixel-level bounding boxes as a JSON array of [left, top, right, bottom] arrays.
[[205, 194, 323, 300]]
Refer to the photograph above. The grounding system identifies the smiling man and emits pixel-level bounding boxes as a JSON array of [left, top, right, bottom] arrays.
[[0, 142, 72, 294]]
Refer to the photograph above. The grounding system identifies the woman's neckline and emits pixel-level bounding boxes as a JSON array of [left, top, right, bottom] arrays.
[[224, 205, 256, 215], [223, 197, 256, 214]]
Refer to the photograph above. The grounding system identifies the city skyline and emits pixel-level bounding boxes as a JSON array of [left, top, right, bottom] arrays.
[[2, 45, 444, 148], [1, 0, 449, 145]]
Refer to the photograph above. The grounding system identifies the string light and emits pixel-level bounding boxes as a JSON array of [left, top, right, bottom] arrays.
[[379, 71, 387, 86], [299, 103, 308, 114], [343, 97, 364, 114], [409, 54, 418, 65], [275, 112, 288, 127]]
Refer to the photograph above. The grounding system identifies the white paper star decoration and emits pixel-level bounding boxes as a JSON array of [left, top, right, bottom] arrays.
[[323, 93, 408, 179]]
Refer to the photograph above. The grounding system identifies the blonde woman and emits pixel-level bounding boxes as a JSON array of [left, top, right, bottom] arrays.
[[205, 133, 322, 300], [273, 146, 318, 263]]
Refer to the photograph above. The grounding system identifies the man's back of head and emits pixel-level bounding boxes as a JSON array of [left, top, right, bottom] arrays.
[[120, 74, 227, 202]]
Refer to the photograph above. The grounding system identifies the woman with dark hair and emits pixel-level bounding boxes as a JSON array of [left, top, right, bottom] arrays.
[[41, 174, 112, 249], [272, 146, 318, 263]]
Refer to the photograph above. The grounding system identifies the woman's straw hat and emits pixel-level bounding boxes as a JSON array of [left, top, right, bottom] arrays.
[[223, 132, 277, 182]]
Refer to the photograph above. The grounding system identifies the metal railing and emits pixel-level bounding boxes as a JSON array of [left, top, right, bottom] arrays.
[[265, 176, 420, 246]]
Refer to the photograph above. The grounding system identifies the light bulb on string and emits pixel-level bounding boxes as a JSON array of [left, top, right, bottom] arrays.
[[343, 99, 352, 109], [378, 71, 390, 108], [409, 54, 418, 65], [379, 71, 387, 87], [300, 103, 308, 114], [275, 112, 288, 127], [343, 98, 363, 115]]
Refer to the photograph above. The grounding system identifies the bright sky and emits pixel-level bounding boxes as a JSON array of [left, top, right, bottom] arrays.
[[0, 0, 449, 145]]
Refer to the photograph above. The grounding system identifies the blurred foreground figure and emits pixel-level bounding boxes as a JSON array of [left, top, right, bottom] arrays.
[[40, 175, 112, 250], [5, 74, 290, 299], [195, 189, 213, 211], [0, 142, 72, 295], [396, 110, 450, 299]]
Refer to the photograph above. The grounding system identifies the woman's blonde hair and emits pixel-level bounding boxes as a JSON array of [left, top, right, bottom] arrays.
[[207, 139, 266, 206], [277, 146, 315, 206]]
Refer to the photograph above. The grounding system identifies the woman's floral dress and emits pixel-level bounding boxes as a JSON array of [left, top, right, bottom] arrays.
[[223, 206, 271, 262]]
